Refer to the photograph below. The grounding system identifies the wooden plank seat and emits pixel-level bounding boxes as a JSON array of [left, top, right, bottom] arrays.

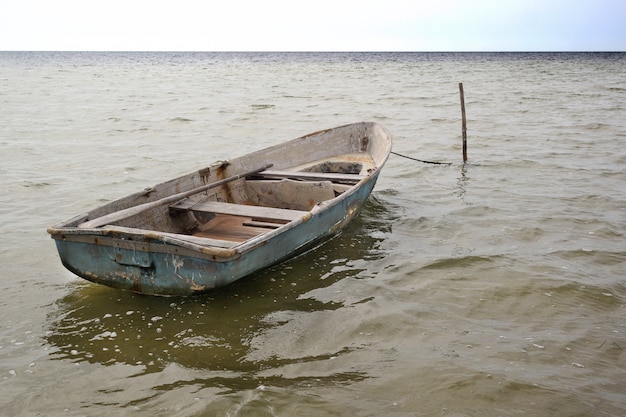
[[254, 170, 366, 184], [170, 199, 308, 222]]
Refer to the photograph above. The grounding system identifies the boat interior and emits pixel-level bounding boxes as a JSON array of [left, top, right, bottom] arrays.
[[165, 153, 376, 245]]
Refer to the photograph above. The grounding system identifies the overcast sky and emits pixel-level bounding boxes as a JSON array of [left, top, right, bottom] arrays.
[[2, 0, 624, 51]]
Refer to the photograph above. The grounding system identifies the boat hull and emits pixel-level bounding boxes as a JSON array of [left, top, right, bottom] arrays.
[[49, 122, 391, 296], [53, 171, 378, 296]]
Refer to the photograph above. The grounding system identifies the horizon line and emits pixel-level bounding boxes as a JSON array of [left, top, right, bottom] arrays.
[[1, 49, 624, 53]]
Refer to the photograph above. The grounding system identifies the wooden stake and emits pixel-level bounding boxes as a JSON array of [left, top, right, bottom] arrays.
[[459, 82, 467, 163]]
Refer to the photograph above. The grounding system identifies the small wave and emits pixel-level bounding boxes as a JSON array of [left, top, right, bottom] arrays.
[[583, 122, 609, 130], [540, 280, 624, 310], [422, 255, 496, 270], [180, 335, 222, 348], [549, 248, 625, 265], [21, 180, 51, 188], [250, 104, 275, 110], [168, 117, 193, 122]]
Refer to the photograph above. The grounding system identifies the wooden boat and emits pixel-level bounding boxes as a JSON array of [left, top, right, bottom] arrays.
[[48, 122, 392, 296]]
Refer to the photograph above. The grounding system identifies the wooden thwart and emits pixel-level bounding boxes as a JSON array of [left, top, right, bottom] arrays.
[[256, 170, 365, 183], [170, 200, 308, 222]]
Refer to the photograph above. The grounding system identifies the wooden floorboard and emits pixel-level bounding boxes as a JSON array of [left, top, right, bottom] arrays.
[[193, 214, 272, 242]]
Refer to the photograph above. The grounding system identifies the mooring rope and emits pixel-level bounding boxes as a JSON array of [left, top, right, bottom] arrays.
[[391, 151, 452, 165]]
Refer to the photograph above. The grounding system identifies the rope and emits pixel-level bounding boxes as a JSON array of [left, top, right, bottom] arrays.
[[391, 151, 452, 166]]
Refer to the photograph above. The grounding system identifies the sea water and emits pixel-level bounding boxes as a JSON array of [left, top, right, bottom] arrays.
[[1, 52, 625, 416]]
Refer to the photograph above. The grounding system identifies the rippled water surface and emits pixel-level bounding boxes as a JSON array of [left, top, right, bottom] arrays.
[[1, 52, 625, 416]]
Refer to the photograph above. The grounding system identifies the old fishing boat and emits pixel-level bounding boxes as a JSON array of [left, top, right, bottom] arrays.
[[48, 122, 392, 296]]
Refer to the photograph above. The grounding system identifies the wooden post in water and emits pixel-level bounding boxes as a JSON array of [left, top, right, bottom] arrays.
[[459, 82, 468, 163]]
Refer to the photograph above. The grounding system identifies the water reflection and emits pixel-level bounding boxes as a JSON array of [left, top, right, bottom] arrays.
[[455, 163, 469, 201], [45, 199, 393, 388]]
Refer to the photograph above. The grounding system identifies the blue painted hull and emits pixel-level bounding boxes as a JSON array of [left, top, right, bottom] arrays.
[[53, 174, 377, 296]]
